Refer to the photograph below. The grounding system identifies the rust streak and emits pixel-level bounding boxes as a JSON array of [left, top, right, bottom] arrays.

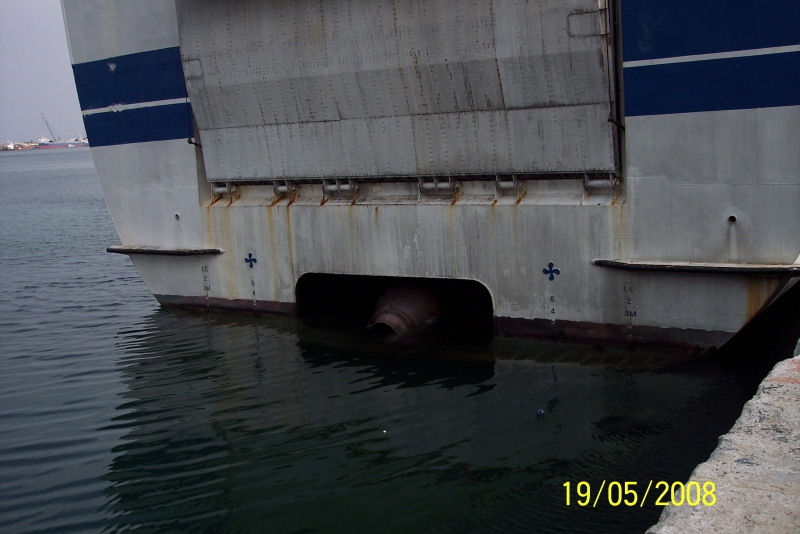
[[266, 206, 279, 293], [204, 205, 213, 247], [284, 206, 296, 285], [745, 278, 780, 320]]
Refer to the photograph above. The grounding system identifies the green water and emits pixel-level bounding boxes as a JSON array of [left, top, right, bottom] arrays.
[[1, 149, 797, 533]]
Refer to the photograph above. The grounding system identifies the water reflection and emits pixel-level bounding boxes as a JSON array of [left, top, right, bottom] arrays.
[[101, 310, 740, 533], [4, 148, 795, 533]]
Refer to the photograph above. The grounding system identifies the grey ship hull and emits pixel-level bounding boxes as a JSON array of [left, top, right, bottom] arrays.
[[62, 0, 800, 351]]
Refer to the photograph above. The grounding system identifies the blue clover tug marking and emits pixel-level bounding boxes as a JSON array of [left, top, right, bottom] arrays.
[[245, 253, 257, 268], [543, 262, 560, 281]]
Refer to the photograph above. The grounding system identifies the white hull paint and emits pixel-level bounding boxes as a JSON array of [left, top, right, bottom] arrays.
[[62, 0, 800, 351]]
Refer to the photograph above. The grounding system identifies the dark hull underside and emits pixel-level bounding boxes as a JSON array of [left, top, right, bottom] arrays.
[[155, 294, 733, 354]]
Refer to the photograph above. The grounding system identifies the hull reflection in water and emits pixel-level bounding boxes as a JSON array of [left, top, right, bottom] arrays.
[[102, 310, 745, 533]]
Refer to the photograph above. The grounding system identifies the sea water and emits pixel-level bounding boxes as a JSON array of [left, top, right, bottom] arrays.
[[1, 149, 797, 533]]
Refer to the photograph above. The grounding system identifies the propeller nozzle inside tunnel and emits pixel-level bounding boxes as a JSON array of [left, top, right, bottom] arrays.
[[367, 284, 442, 336], [296, 274, 495, 342]]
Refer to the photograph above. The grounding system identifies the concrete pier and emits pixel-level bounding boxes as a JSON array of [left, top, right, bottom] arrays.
[[647, 339, 800, 533]]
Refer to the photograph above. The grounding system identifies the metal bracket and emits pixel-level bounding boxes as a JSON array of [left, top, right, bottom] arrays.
[[495, 175, 525, 203], [322, 178, 359, 204], [418, 176, 461, 201], [583, 174, 617, 190], [592, 258, 800, 277], [212, 182, 237, 197], [273, 180, 297, 201]]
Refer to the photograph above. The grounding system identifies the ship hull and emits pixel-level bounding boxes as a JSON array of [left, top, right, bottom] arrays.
[[61, 0, 800, 351], [101, 134, 791, 352]]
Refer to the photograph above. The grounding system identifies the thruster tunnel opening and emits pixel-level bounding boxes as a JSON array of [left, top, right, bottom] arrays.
[[296, 274, 495, 342]]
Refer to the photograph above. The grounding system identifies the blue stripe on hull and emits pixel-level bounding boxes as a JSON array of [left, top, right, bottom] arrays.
[[621, 0, 800, 62], [84, 104, 193, 147], [623, 51, 800, 117], [73, 47, 186, 111]]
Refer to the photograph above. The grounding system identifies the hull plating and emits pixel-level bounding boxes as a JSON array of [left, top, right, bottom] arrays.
[[61, 0, 800, 351]]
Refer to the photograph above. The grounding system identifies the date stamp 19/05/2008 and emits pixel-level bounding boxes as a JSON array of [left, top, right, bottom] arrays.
[[563, 481, 716, 508]]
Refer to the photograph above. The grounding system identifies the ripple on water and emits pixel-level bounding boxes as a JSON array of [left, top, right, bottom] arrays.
[[2, 149, 796, 534]]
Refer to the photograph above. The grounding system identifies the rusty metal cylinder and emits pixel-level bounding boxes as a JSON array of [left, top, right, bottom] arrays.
[[367, 284, 442, 335]]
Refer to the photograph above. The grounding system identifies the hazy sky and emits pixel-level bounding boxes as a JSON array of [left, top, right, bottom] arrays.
[[0, 0, 84, 141]]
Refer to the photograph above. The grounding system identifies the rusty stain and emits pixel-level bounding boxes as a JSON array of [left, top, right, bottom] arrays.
[[447, 205, 458, 264], [608, 204, 627, 259], [266, 206, 280, 292], [216, 206, 237, 299], [284, 206, 297, 284], [450, 185, 461, 205], [210, 194, 226, 207], [744, 277, 781, 320], [510, 200, 521, 255], [204, 205, 213, 247], [615, 203, 627, 232], [347, 205, 358, 264]]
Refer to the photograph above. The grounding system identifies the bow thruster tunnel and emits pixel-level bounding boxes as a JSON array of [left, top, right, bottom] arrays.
[[295, 274, 495, 341]]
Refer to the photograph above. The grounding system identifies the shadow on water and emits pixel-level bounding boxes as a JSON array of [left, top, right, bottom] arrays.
[[714, 279, 800, 376], [97, 291, 799, 534], [4, 149, 796, 534]]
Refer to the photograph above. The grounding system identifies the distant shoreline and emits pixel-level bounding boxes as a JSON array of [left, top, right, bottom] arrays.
[[2, 140, 89, 151]]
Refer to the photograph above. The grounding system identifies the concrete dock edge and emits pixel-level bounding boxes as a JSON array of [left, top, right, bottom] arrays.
[[647, 338, 800, 533]]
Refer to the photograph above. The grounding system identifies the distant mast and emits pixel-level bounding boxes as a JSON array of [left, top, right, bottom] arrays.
[[40, 114, 60, 143]]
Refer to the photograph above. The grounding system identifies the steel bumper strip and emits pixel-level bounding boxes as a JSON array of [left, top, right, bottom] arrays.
[[592, 259, 800, 276], [107, 245, 223, 256]]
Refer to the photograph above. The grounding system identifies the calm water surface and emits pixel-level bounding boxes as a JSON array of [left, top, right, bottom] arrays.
[[1, 149, 797, 533]]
